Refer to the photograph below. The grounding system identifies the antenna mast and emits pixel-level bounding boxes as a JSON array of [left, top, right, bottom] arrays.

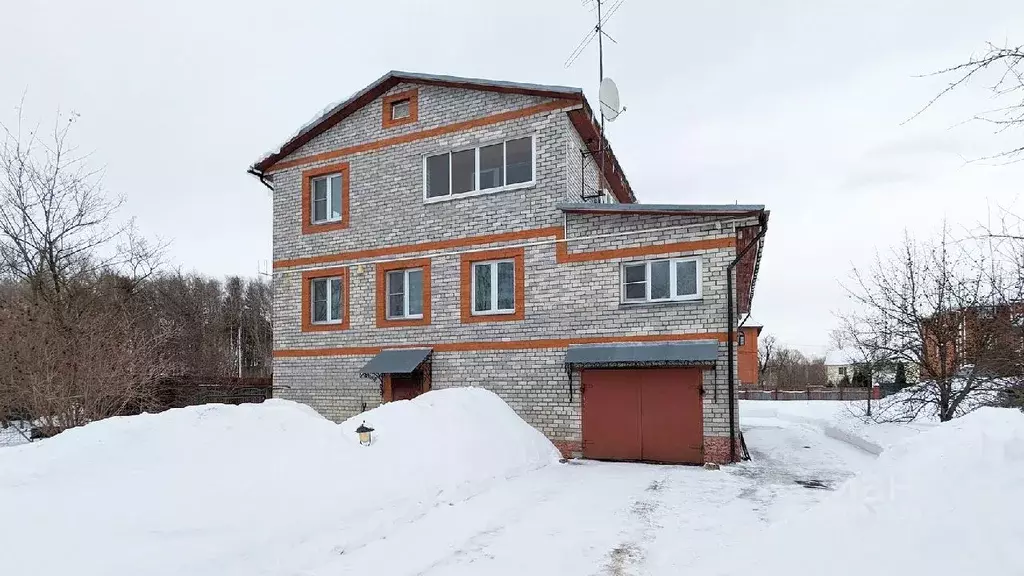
[[596, 0, 607, 196], [565, 0, 624, 202]]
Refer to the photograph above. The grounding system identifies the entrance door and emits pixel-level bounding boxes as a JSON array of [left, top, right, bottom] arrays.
[[581, 368, 704, 464], [389, 373, 426, 401]]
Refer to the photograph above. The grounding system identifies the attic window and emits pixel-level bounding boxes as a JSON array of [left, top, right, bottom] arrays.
[[382, 89, 418, 128], [391, 99, 410, 120]]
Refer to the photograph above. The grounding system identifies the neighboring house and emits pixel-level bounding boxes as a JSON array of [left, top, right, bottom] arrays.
[[824, 349, 919, 388], [249, 71, 768, 464], [737, 319, 762, 386], [922, 303, 1024, 378]]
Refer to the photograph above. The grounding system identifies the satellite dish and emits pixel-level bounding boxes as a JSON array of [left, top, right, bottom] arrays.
[[599, 77, 621, 121]]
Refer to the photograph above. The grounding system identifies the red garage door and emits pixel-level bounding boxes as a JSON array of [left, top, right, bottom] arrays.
[[582, 368, 703, 464]]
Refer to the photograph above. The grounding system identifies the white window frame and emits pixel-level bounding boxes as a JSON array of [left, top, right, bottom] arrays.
[[620, 257, 702, 303], [471, 259, 516, 316], [385, 268, 424, 320], [422, 135, 536, 203], [310, 173, 343, 224], [310, 277, 343, 325], [390, 98, 411, 120]]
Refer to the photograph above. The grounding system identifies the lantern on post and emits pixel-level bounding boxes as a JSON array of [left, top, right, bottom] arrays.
[[355, 421, 374, 446]]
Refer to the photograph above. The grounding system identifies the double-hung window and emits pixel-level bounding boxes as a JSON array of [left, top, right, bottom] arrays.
[[472, 259, 516, 315], [311, 276, 344, 324], [425, 136, 534, 200], [621, 257, 701, 303], [386, 268, 424, 320], [310, 173, 343, 224]]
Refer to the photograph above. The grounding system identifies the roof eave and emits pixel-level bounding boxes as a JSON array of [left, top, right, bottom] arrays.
[[250, 71, 588, 174]]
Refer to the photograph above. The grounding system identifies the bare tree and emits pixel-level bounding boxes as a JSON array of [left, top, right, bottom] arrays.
[[0, 105, 168, 437], [915, 42, 1024, 161], [760, 345, 828, 389], [758, 333, 776, 384], [837, 226, 1022, 422]]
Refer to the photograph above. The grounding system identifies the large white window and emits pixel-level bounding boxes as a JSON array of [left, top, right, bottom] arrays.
[[621, 257, 701, 303], [472, 259, 516, 315], [425, 136, 534, 200], [386, 268, 424, 319], [311, 277, 343, 324], [311, 173, 343, 224]]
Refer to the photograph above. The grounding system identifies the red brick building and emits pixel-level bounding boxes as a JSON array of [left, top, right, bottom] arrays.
[[737, 321, 762, 386]]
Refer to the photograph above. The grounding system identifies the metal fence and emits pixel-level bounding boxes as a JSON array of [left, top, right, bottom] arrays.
[[149, 376, 273, 412], [738, 386, 880, 401]]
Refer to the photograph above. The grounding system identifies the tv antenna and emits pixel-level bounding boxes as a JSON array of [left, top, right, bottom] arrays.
[[565, 0, 626, 202]]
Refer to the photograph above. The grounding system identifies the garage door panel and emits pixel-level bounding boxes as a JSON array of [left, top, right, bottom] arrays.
[[581, 370, 641, 460], [582, 367, 704, 464], [640, 369, 703, 464]]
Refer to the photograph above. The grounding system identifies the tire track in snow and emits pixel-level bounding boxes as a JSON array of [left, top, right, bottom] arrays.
[[599, 472, 672, 576]]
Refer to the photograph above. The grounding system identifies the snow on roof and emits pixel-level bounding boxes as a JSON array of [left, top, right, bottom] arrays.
[[740, 314, 763, 328], [824, 349, 860, 365]]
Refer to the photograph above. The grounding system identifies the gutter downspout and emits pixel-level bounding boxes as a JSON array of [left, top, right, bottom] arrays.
[[247, 168, 275, 192], [727, 212, 768, 463]]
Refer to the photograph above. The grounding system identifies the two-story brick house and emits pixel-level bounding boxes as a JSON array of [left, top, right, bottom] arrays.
[[249, 71, 768, 464]]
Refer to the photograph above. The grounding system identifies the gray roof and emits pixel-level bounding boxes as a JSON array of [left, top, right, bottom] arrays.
[[558, 203, 765, 214], [360, 348, 432, 375], [564, 341, 719, 367], [384, 71, 581, 96]]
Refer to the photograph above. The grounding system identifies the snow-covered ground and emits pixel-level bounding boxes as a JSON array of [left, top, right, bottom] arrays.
[[1, 391, 1020, 575]]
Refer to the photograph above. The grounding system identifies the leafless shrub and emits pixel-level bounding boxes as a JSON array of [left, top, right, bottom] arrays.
[[837, 225, 1023, 422]]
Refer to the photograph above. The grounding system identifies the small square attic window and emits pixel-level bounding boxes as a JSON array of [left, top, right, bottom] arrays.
[[391, 99, 410, 120], [382, 89, 418, 128]]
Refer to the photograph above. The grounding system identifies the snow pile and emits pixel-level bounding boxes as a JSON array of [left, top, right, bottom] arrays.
[[741, 400, 935, 453], [715, 407, 1024, 576], [0, 387, 559, 576]]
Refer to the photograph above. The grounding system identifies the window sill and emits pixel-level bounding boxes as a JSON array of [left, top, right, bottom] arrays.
[[618, 298, 703, 310], [311, 218, 344, 227], [462, 310, 524, 323], [424, 181, 536, 204], [303, 320, 349, 332], [377, 316, 430, 328]]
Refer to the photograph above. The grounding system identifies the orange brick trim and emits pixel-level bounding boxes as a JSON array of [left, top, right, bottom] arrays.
[[459, 247, 526, 324], [273, 331, 728, 358], [274, 227, 735, 270], [300, 162, 350, 234], [300, 267, 350, 332], [554, 230, 736, 263], [266, 99, 577, 173], [274, 227, 561, 270], [381, 89, 419, 129], [376, 258, 432, 328]]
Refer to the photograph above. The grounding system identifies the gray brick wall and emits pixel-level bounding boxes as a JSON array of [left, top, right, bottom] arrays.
[[270, 83, 570, 263], [268, 80, 757, 457]]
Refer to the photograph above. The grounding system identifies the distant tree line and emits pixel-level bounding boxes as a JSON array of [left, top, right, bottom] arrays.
[[0, 105, 271, 437], [757, 335, 828, 389]]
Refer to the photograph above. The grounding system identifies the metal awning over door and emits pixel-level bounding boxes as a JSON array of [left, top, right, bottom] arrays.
[[360, 348, 432, 376]]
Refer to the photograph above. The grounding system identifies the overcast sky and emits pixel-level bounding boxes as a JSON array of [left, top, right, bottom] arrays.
[[3, 0, 1023, 354]]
